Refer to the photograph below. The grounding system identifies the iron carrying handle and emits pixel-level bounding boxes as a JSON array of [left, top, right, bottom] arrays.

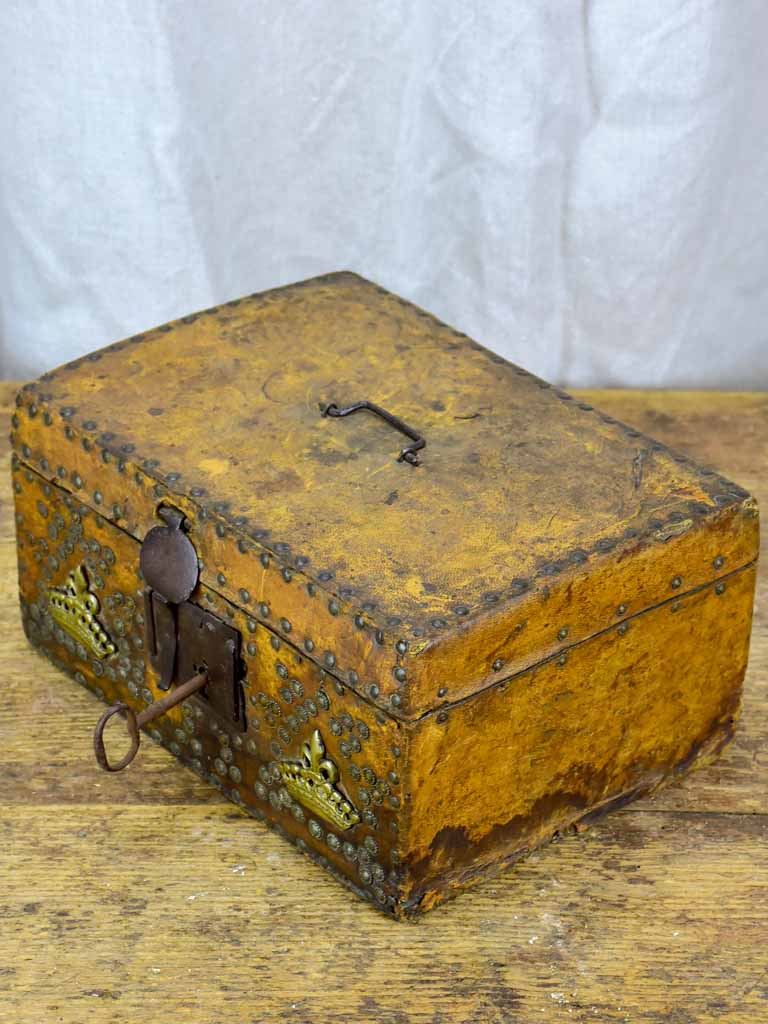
[[322, 401, 425, 465]]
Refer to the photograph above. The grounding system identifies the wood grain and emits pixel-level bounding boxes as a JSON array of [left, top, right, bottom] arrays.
[[3, 806, 766, 1024], [1, 384, 766, 1022]]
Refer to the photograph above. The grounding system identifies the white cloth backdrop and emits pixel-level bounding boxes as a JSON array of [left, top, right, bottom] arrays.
[[2, 1, 767, 387]]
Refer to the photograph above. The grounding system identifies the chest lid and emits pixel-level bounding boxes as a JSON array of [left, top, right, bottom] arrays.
[[12, 272, 759, 719]]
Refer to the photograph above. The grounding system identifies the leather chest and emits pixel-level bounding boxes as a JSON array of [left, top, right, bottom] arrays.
[[10, 272, 759, 916]]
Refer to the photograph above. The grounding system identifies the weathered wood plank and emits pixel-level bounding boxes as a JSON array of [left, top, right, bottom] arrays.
[[2, 805, 766, 1024]]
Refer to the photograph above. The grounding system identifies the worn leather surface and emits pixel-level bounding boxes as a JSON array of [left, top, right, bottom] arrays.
[[11, 273, 759, 717]]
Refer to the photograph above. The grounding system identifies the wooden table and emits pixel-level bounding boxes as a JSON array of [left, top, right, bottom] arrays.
[[1, 385, 766, 1024]]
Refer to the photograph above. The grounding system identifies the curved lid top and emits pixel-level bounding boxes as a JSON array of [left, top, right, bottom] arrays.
[[12, 272, 759, 718]]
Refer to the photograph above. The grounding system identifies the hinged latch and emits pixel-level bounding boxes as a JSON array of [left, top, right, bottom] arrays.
[[141, 506, 199, 691], [140, 505, 245, 727], [93, 506, 246, 771]]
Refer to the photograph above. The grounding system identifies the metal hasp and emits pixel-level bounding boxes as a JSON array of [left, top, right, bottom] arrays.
[[141, 505, 199, 690], [322, 401, 426, 465], [139, 504, 245, 726], [92, 504, 248, 772]]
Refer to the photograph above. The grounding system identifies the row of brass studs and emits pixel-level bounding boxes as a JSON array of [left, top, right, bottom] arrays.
[[15, 432, 745, 729], [431, 571, 738, 724], [10, 378, 753, 655], [433, 558, 732, 704], [14, 437, 746, 727], [188, 578, 404, 889], [12, 429, 410, 715], [15, 472, 405, 909], [246, 621, 403, 813]]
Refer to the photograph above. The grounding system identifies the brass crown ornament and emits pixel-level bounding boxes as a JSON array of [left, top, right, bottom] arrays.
[[280, 729, 360, 830], [48, 565, 117, 660]]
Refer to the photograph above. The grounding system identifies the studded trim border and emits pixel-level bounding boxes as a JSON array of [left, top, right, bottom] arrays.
[[10, 274, 759, 721], [13, 459, 408, 915]]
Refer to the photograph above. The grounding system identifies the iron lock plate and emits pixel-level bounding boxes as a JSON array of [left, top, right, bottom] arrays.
[[144, 590, 246, 729], [140, 505, 246, 729], [176, 601, 245, 728]]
